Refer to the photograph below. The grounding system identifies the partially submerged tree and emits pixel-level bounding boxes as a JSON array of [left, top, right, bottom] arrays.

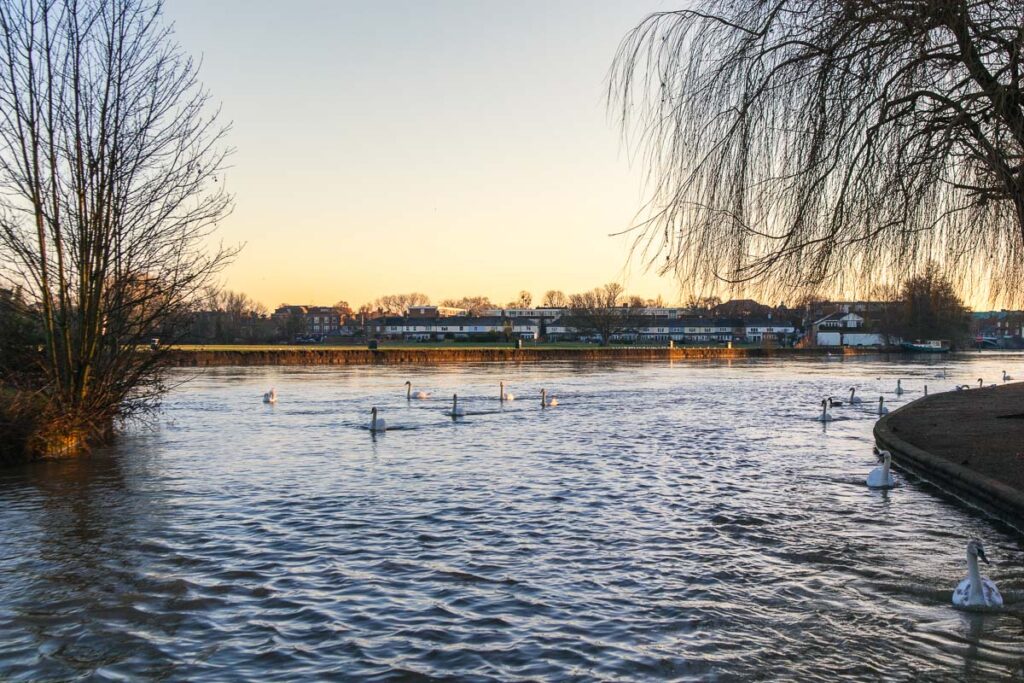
[[611, 1, 1024, 302], [0, 0, 234, 451]]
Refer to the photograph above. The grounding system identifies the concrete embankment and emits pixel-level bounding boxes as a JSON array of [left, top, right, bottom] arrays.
[[164, 346, 867, 367], [874, 383, 1024, 525]]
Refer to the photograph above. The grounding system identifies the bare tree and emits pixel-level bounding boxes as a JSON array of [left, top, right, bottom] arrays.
[[0, 0, 235, 450], [373, 292, 430, 315], [440, 295, 493, 315], [541, 290, 567, 308], [567, 283, 636, 345], [611, 1, 1024, 303]]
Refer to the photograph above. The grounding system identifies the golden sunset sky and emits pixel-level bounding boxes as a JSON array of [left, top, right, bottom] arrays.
[[166, 0, 689, 310]]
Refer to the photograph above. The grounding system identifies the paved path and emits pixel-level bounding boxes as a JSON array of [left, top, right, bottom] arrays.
[[875, 382, 1024, 522]]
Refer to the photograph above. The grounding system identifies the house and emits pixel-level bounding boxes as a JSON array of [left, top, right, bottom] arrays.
[[272, 305, 343, 338], [743, 318, 797, 344], [407, 305, 468, 318]]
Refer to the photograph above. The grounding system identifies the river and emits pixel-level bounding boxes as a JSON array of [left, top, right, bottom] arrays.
[[2, 354, 1023, 680]]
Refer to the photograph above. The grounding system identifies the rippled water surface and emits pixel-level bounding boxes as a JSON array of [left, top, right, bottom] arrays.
[[4, 355, 1024, 680]]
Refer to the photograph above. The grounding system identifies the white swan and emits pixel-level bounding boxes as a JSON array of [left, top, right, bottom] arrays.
[[541, 389, 558, 408], [369, 407, 387, 433], [500, 381, 515, 402], [877, 396, 889, 416], [866, 450, 895, 488], [405, 381, 430, 400], [450, 393, 466, 417], [817, 398, 834, 422], [828, 397, 842, 408], [848, 387, 863, 405], [895, 379, 904, 396], [1004, 370, 1013, 381], [953, 540, 1003, 608], [934, 368, 947, 379], [262, 388, 277, 404]]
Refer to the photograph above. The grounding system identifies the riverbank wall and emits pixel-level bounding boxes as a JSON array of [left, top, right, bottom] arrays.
[[164, 346, 873, 367], [874, 384, 1024, 526]]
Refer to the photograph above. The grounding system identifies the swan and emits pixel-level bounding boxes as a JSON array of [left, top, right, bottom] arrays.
[[817, 398, 834, 422], [895, 379, 904, 396], [262, 388, 277, 404], [541, 389, 558, 408], [405, 381, 430, 400], [500, 381, 515, 402], [1004, 371, 1013, 381], [878, 396, 889, 416], [934, 368, 947, 379], [866, 449, 896, 488], [955, 384, 972, 392], [952, 540, 1003, 608], [978, 378, 985, 388], [450, 393, 466, 417], [369, 407, 387, 433], [848, 387, 863, 405], [828, 397, 842, 408]]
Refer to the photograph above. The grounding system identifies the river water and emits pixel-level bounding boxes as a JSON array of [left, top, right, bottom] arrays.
[[2, 354, 1024, 680]]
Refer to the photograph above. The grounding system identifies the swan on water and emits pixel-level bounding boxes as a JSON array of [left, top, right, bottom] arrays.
[[878, 396, 889, 416], [263, 388, 277, 404], [817, 398, 834, 422], [895, 379, 904, 396], [952, 540, 1003, 608], [405, 381, 430, 400], [1004, 371, 1013, 381], [866, 449, 896, 488], [828, 397, 842, 408], [541, 389, 559, 408], [848, 387, 863, 405], [934, 368, 947, 379], [450, 393, 466, 417], [500, 381, 515, 402], [369, 407, 387, 433]]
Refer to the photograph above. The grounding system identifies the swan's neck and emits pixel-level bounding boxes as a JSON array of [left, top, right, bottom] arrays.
[[407, 385, 411, 399], [882, 457, 890, 480], [967, 553, 984, 603]]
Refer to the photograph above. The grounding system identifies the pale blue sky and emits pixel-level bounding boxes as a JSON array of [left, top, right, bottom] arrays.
[[166, 0, 676, 308]]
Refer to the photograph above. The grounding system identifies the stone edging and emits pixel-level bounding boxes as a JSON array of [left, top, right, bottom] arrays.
[[874, 398, 1024, 527]]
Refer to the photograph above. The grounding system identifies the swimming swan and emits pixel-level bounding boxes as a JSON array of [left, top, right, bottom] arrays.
[[450, 393, 466, 417], [848, 387, 863, 405], [369, 407, 387, 433], [817, 399, 834, 422], [866, 450, 895, 488], [263, 388, 277, 404], [828, 397, 842, 408], [405, 381, 430, 400], [895, 379, 904, 396], [878, 396, 889, 416], [541, 389, 558, 408], [1004, 371, 1013, 381], [500, 381, 515, 402], [952, 540, 1003, 608]]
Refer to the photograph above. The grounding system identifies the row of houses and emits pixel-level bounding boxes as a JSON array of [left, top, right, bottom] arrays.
[[269, 301, 900, 347], [365, 315, 799, 344]]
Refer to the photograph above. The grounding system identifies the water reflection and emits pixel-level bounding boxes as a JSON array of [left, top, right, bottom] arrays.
[[0, 354, 1022, 679]]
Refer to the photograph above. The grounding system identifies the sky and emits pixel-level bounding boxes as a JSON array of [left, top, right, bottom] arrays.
[[165, 0, 680, 310]]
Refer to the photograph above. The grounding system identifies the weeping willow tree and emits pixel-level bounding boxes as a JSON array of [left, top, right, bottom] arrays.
[[610, 1, 1024, 302], [0, 0, 234, 455]]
